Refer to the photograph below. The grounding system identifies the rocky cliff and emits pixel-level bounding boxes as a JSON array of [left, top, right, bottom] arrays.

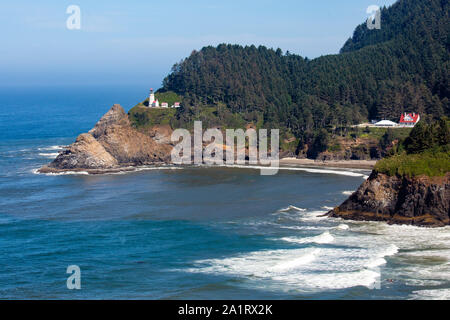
[[328, 171, 450, 227], [39, 104, 173, 174]]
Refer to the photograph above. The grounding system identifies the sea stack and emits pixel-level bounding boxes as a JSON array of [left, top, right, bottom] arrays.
[[39, 104, 173, 174], [328, 171, 450, 227]]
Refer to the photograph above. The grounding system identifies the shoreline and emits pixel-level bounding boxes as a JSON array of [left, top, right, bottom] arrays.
[[37, 158, 375, 176], [279, 158, 376, 170], [37, 163, 175, 175]]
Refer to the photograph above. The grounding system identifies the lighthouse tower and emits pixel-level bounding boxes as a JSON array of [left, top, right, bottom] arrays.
[[149, 88, 155, 107]]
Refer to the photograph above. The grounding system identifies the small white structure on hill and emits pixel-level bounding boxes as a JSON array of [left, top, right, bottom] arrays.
[[147, 88, 181, 109], [374, 120, 399, 127], [149, 88, 155, 105], [148, 88, 159, 107]]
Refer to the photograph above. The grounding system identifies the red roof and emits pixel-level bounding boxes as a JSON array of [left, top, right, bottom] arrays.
[[399, 113, 420, 124]]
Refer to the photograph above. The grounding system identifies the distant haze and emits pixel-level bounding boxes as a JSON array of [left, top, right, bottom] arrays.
[[0, 0, 396, 87]]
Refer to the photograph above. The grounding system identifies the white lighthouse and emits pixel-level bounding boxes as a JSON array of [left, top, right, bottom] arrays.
[[149, 88, 155, 107]]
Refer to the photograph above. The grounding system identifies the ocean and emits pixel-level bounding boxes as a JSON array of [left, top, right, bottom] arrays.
[[0, 86, 449, 300]]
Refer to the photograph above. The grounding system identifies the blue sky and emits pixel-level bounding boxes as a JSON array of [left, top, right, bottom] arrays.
[[0, 0, 397, 88]]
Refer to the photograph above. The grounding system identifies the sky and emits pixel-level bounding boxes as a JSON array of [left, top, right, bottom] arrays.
[[0, 0, 397, 88]]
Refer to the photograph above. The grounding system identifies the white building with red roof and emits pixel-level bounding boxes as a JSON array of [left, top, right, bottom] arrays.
[[399, 113, 420, 127]]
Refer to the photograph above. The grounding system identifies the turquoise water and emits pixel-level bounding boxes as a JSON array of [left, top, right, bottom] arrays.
[[1, 86, 449, 299]]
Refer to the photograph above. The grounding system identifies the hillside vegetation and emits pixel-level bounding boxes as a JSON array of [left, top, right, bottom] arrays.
[[131, 0, 449, 161], [375, 118, 450, 176], [162, 0, 448, 135]]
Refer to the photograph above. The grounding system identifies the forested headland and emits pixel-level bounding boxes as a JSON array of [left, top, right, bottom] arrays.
[[129, 0, 449, 160]]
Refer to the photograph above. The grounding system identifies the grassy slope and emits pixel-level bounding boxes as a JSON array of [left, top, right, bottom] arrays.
[[374, 150, 450, 177], [350, 127, 412, 141], [374, 119, 450, 177], [128, 106, 178, 129], [128, 91, 181, 128]]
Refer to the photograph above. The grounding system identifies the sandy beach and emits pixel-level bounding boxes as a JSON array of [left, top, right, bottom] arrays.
[[279, 158, 377, 170]]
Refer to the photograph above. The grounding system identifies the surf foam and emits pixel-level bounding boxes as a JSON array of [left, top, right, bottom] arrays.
[[38, 152, 60, 158], [278, 205, 306, 213], [187, 245, 383, 291], [32, 168, 89, 176], [281, 231, 335, 244], [223, 164, 366, 177], [37, 145, 64, 151]]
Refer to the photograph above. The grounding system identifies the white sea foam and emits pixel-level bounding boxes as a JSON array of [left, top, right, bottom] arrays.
[[342, 190, 354, 195], [187, 199, 449, 294], [281, 231, 335, 244], [37, 145, 64, 151], [279, 225, 327, 231], [187, 248, 316, 276], [410, 289, 450, 300], [223, 164, 365, 177], [32, 166, 182, 176], [278, 205, 306, 213], [278, 167, 365, 177], [186, 213, 449, 293], [297, 269, 380, 290], [296, 210, 328, 222], [321, 206, 334, 210], [365, 257, 388, 268], [43, 171, 89, 176], [103, 166, 183, 175], [38, 152, 60, 158], [31, 168, 89, 176], [336, 223, 450, 288], [269, 249, 321, 272], [133, 166, 182, 172], [381, 244, 399, 257], [362, 246, 398, 269], [187, 245, 384, 291]]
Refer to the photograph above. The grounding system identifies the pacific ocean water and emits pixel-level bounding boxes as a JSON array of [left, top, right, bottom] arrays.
[[0, 86, 449, 300]]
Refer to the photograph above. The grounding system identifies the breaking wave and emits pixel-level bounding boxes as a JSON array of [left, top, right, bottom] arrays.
[[37, 145, 64, 151], [410, 289, 450, 300], [32, 169, 89, 176], [281, 231, 335, 244], [38, 152, 60, 159], [182, 210, 450, 295], [186, 243, 389, 291], [278, 205, 306, 213]]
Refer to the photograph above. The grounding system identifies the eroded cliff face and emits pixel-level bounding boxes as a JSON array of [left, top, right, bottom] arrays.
[[39, 104, 173, 174], [328, 171, 450, 227]]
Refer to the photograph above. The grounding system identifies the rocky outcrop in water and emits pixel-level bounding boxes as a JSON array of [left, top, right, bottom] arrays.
[[39, 104, 173, 174], [328, 171, 450, 227], [47, 133, 118, 170]]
